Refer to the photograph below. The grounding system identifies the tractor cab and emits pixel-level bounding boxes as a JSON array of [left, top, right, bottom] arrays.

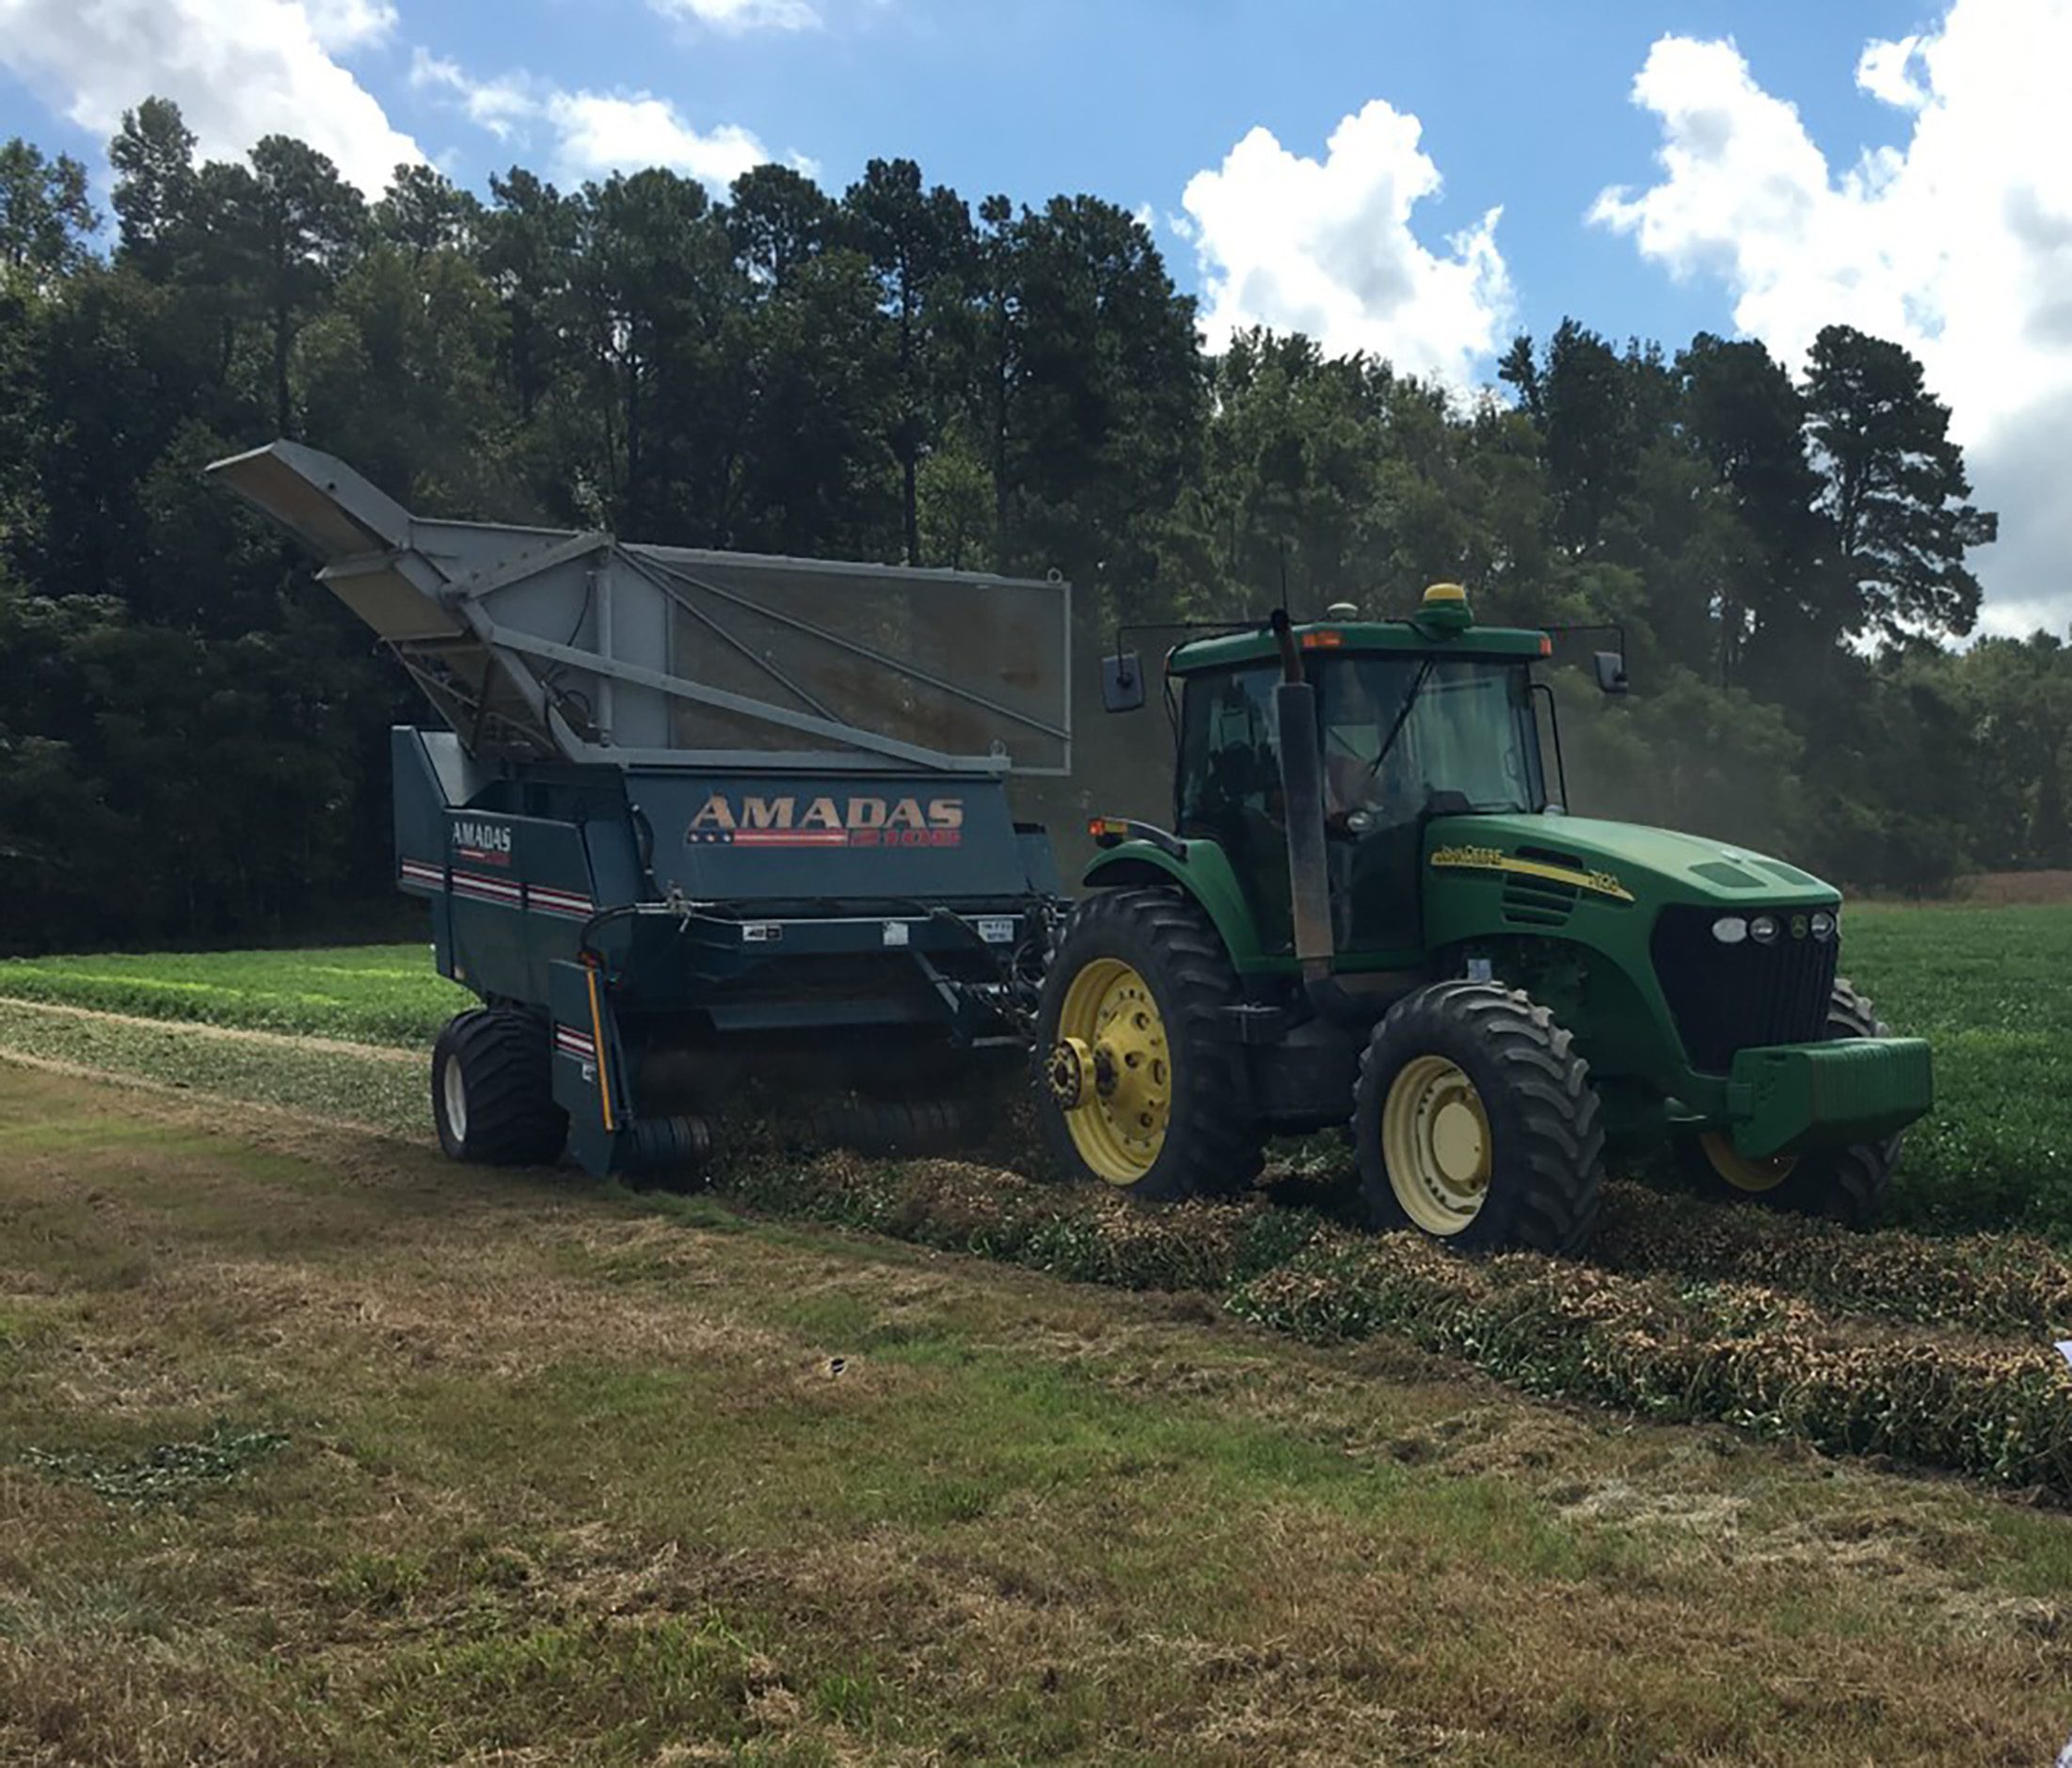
[[1162, 587, 1560, 960]]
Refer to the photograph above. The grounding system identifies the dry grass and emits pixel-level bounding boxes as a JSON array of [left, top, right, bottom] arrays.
[[1957, 870, 2072, 905], [3, 1064, 2072, 1765]]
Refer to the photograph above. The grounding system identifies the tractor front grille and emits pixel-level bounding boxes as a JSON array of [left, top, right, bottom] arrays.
[[1649, 905, 1838, 1075]]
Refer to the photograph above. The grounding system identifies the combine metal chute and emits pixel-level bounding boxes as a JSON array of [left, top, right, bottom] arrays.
[[210, 439, 1072, 775], [211, 440, 1074, 1183]]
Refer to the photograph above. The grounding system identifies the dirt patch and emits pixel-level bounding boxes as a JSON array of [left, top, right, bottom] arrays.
[[1955, 870, 2072, 905]]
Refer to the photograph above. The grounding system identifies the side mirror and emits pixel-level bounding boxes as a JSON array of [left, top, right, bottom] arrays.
[[1593, 651, 1630, 695], [1102, 651, 1146, 713]]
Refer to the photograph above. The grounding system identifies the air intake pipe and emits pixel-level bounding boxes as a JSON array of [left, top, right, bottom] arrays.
[[1269, 610, 1336, 996]]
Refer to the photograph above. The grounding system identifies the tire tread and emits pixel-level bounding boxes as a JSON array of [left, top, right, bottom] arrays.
[[433, 1007, 569, 1167]]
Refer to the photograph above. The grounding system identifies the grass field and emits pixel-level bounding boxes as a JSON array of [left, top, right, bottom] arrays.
[[1840, 904, 2072, 1235], [5, 908, 2072, 1760], [0, 944, 467, 1047], [4, 900, 2067, 1237], [3, 1065, 2070, 1765]]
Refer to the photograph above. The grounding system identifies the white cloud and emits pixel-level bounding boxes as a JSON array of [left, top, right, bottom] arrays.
[[1179, 99, 1513, 390], [0, 0, 420, 197], [544, 94, 766, 185], [409, 51, 534, 143], [411, 52, 772, 189], [650, 0, 821, 30], [304, 0, 397, 54], [1593, 7, 2072, 635], [1855, 33, 1929, 110]]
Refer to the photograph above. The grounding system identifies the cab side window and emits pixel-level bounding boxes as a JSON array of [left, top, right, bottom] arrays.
[[1177, 665, 1292, 950]]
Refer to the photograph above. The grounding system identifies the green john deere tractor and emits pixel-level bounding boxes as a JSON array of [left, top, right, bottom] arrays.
[[1034, 583, 1934, 1254]]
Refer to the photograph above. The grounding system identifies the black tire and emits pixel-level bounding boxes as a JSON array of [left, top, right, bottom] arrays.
[[799, 1097, 984, 1157], [1677, 978, 1898, 1227], [1354, 981, 1603, 1255], [1032, 888, 1263, 1202], [431, 1008, 569, 1167]]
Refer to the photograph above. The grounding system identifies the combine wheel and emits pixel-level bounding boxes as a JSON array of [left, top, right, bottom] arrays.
[[1355, 981, 1604, 1255], [1679, 979, 1898, 1228], [431, 1008, 569, 1167], [1034, 889, 1262, 1201]]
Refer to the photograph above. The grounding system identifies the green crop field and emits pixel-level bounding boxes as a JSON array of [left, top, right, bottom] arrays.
[[3, 899, 2068, 1238], [1840, 903, 2072, 1238], [0, 943, 469, 1047]]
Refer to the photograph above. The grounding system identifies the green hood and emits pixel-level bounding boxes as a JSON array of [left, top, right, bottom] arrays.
[[1426, 812, 1841, 909]]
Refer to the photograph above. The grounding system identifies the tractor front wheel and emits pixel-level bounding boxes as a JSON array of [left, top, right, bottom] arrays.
[[1679, 978, 1898, 1227], [432, 1007, 569, 1167], [1355, 981, 1604, 1255], [1034, 889, 1262, 1202]]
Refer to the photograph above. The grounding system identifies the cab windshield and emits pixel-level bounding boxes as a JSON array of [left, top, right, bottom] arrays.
[[1317, 655, 1545, 821]]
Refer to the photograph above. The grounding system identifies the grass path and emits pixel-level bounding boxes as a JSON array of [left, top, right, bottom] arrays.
[[2, 1063, 2069, 1765], [0, 998, 426, 1137], [0, 995, 422, 1059]]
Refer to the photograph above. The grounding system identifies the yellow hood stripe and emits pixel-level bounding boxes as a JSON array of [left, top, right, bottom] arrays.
[[1430, 845, 1634, 903]]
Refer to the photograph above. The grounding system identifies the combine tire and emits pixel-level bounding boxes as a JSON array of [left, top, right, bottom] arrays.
[[1034, 888, 1262, 1201], [1355, 981, 1603, 1255], [431, 1008, 569, 1167], [1679, 978, 1898, 1227]]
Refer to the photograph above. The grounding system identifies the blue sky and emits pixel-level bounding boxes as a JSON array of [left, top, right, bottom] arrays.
[[2, 0, 2068, 630], [1, 0, 1923, 349]]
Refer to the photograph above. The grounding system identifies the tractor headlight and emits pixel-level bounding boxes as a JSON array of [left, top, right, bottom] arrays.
[[1809, 910, 1836, 942], [1749, 914, 1780, 945], [1712, 916, 1748, 945]]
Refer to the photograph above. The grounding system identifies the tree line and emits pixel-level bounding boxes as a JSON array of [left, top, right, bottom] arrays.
[[0, 99, 2047, 951]]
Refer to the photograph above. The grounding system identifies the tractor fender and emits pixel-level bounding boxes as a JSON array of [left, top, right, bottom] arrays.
[[1082, 840, 1263, 972]]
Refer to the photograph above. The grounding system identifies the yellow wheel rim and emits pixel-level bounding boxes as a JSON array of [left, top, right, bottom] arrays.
[[1382, 1055, 1492, 1235], [1050, 958, 1171, 1185], [1701, 1131, 1798, 1194]]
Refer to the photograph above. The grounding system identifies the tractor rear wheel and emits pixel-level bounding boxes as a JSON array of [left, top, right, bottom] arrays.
[[432, 1007, 569, 1167], [1355, 981, 1604, 1255], [1679, 978, 1898, 1227], [1034, 889, 1263, 1202]]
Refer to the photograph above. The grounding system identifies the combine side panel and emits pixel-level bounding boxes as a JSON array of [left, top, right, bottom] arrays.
[[391, 725, 605, 1003], [637, 771, 1037, 905], [549, 958, 622, 1174]]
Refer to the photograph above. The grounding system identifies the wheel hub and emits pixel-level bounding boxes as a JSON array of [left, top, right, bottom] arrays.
[[1700, 1131, 1798, 1193], [1050, 959, 1171, 1185], [1380, 1055, 1492, 1235], [1429, 1099, 1487, 1186], [1047, 1037, 1093, 1108]]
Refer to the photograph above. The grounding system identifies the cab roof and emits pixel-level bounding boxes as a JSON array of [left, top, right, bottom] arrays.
[[1167, 617, 1551, 677]]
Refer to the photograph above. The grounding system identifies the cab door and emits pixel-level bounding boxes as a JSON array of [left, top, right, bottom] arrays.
[[1174, 664, 1294, 952]]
